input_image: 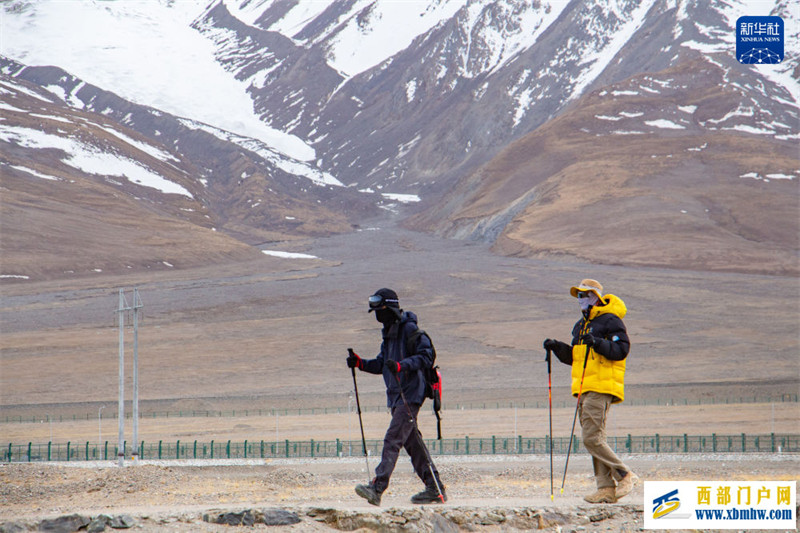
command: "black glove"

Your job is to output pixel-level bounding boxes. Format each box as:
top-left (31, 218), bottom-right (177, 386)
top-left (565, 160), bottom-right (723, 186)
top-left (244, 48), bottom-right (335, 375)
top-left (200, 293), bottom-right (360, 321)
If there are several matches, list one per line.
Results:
top-left (543, 338), bottom-right (559, 352)
top-left (580, 334), bottom-right (595, 347)
top-left (385, 359), bottom-right (402, 374)
top-left (346, 350), bottom-right (363, 369)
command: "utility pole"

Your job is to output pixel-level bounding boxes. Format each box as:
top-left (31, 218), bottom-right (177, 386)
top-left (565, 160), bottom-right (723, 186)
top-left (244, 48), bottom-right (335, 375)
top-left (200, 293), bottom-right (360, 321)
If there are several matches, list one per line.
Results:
top-left (132, 288), bottom-right (142, 464)
top-left (116, 288), bottom-right (144, 467)
top-left (117, 289), bottom-right (126, 467)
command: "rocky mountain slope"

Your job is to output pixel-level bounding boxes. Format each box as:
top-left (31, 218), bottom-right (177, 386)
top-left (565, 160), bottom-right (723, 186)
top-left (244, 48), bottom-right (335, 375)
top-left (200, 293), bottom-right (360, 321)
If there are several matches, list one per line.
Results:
top-left (407, 58), bottom-right (799, 274)
top-left (0, 65), bottom-right (378, 280)
top-left (199, 0), bottom-right (797, 192)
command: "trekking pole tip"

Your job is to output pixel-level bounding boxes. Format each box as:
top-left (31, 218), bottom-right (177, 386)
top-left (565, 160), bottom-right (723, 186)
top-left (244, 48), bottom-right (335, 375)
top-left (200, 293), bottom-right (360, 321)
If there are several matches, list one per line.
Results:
top-left (550, 493), bottom-right (554, 501)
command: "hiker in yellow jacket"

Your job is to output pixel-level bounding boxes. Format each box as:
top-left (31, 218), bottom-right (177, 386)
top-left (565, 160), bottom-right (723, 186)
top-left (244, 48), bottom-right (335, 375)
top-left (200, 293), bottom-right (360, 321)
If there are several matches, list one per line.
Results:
top-left (543, 279), bottom-right (639, 503)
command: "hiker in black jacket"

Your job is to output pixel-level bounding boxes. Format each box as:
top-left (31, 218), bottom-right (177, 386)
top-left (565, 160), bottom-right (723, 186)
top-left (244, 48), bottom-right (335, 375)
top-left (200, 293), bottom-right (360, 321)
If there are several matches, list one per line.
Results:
top-left (346, 288), bottom-right (446, 506)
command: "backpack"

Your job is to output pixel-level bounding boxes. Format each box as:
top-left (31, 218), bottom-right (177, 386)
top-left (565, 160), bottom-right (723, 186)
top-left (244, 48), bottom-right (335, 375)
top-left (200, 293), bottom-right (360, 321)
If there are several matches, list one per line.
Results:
top-left (406, 328), bottom-right (442, 439)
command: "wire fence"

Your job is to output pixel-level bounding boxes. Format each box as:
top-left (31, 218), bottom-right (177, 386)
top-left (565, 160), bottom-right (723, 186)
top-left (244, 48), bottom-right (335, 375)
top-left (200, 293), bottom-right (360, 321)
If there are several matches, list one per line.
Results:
top-left (4, 433), bottom-right (797, 463)
top-left (3, 393), bottom-right (797, 424)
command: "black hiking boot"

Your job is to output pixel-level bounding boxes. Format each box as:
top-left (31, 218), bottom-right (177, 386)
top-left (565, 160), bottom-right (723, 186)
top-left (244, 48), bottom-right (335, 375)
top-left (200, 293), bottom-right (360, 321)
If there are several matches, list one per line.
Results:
top-left (355, 481), bottom-right (382, 506)
top-left (411, 482), bottom-right (447, 504)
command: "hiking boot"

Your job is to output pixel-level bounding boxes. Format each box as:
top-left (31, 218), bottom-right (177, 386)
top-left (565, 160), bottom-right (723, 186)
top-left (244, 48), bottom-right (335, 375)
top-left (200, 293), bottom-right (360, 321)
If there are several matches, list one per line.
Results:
top-left (615, 471), bottom-right (639, 500)
top-left (583, 487), bottom-right (617, 504)
top-left (355, 482), bottom-right (382, 506)
top-left (411, 483), bottom-right (447, 504)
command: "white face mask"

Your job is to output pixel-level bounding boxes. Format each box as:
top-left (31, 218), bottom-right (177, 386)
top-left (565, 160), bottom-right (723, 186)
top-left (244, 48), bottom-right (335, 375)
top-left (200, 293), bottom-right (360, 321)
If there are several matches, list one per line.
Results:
top-left (578, 292), bottom-right (599, 311)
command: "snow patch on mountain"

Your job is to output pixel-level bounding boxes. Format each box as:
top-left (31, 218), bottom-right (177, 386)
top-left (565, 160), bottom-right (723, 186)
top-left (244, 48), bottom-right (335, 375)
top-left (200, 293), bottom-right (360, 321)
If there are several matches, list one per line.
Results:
top-left (226, 0), bottom-right (572, 80)
top-left (569, 0), bottom-right (658, 101)
top-left (8, 164), bottom-right (60, 181)
top-left (0, 124), bottom-right (193, 197)
top-left (176, 118), bottom-right (343, 187)
top-left (1, 0), bottom-right (315, 161)
top-left (231, 0), bottom-right (464, 78)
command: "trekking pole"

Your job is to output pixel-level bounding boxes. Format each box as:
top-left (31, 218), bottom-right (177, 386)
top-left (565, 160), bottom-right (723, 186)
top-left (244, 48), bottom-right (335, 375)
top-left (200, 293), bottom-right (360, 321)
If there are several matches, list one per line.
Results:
top-left (560, 342), bottom-right (591, 494)
top-left (348, 348), bottom-right (371, 481)
top-left (546, 348), bottom-right (554, 501)
top-left (394, 372), bottom-right (446, 503)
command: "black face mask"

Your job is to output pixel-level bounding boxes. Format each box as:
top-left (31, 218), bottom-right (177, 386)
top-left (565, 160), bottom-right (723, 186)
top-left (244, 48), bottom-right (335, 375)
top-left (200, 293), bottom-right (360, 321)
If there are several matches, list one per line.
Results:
top-left (375, 308), bottom-right (398, 325)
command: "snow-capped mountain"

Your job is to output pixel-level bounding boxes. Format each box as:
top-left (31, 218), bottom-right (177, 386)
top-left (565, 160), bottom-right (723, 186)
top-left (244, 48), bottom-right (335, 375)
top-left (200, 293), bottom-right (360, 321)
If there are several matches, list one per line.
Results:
top-left (1, 0), bottom-right (797, 279)
top-left (192, 0), bottom-right (798, 193)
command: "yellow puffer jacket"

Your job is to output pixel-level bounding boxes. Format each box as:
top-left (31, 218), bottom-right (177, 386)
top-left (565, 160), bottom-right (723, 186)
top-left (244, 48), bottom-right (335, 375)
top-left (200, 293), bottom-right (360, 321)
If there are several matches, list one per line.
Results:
top-left (571, 294), bottom-right (630, 402)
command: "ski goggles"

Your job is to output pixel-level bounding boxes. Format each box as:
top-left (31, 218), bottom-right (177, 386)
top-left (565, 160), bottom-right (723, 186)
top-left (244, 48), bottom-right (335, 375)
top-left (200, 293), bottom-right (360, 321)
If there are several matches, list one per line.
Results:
top-left (576, 292), bottom-right (591, 299)
top-left (368, 294), bottom-right (399, 310)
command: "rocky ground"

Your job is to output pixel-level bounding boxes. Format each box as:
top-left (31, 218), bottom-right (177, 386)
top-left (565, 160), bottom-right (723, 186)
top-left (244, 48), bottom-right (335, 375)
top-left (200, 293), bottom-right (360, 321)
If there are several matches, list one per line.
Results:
top-left (1, 454), bottom-right (797, 532)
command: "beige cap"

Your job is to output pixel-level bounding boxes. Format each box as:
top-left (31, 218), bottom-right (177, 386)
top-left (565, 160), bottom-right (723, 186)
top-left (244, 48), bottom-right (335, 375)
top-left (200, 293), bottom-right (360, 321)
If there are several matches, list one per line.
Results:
top-left (570, 279), bottom-right (604, 301)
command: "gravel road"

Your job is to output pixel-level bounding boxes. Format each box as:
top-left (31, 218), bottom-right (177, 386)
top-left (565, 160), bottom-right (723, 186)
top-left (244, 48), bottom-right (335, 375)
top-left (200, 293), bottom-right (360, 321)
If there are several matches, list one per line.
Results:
top-left (1, 453), bottom-right (797, 532)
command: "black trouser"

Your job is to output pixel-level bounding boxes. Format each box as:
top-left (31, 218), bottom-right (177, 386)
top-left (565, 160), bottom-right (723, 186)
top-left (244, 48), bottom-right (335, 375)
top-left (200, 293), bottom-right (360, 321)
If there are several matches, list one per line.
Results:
top-left (372, 403), bottom-right (439, 493)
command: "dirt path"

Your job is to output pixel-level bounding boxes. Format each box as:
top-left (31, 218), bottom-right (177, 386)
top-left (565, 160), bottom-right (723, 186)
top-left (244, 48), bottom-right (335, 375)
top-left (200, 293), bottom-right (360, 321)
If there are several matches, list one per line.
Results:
top-left (1, 454), bottom-right (797, 532)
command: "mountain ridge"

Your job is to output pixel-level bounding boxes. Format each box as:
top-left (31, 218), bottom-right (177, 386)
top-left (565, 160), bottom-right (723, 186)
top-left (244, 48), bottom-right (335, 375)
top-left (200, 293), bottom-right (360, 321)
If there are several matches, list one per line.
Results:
top-left (1, 0), bottom-right (797, 280)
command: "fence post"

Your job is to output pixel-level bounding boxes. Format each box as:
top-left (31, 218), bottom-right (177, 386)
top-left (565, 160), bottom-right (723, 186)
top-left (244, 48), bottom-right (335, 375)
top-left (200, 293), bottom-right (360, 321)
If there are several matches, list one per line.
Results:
top-left (85, 441), bottom-right (89, 461)
top-left (261, 440), bottom-right (264, 459)
top-left (177, 440), bottom-right (180, 459)
top-left (226, 440), bottom-right (231, 458)
top-left (286, 440), bottom-right (290, 458)
top-left (683, 434), bottom-right (688, 453)
top-left (158, 440), bottom-right (162, 459)
top-left (193, 440), bottom-right (197, 459)
top-left (712, 433), bottom-right (717, 452)
top-left (48, 442), bottom-right (52, 462)
top-left (492, 435), bottom-right (496, 454)
top-left (656, 434), bottom-right (660, 453)
top-left (67, 441), bottom-right (71, 462)
top-left (28, 442), bottom-right (32, 462)
top-left (465, 436), bottom-right (469, 455)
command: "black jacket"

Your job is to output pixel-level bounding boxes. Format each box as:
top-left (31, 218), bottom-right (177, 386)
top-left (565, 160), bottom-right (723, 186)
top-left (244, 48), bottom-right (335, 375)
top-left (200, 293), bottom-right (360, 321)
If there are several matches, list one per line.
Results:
top-left (361, 311), bottom-right (434, 408)
top-left (551, 308), bottom-right (630, 365)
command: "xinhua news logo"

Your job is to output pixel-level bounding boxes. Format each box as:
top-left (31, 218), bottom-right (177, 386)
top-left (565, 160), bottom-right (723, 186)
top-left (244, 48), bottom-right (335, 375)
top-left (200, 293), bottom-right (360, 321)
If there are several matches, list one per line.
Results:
top-left (736, 16), bottom-right (784, 64)
top-left (643, 481), bottom-right (795, 530)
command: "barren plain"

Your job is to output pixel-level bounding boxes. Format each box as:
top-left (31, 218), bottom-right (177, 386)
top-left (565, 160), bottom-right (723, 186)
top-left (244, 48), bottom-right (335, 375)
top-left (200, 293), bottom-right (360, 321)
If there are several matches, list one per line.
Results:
top-left (1, 223), bottom-right (798, 531)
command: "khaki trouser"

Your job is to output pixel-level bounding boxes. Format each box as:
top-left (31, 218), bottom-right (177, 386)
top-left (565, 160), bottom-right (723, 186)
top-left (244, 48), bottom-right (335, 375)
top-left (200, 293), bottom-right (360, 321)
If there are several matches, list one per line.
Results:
top-left (579, 391), bottom-right (631, 489)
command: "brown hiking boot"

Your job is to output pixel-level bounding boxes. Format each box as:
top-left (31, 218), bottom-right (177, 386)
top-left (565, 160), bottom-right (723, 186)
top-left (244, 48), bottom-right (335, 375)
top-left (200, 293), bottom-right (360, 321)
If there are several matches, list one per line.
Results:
top-left (615, 471), bottom-right (639, 500)
top-left (583, 487), bottom-right (617, 504)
